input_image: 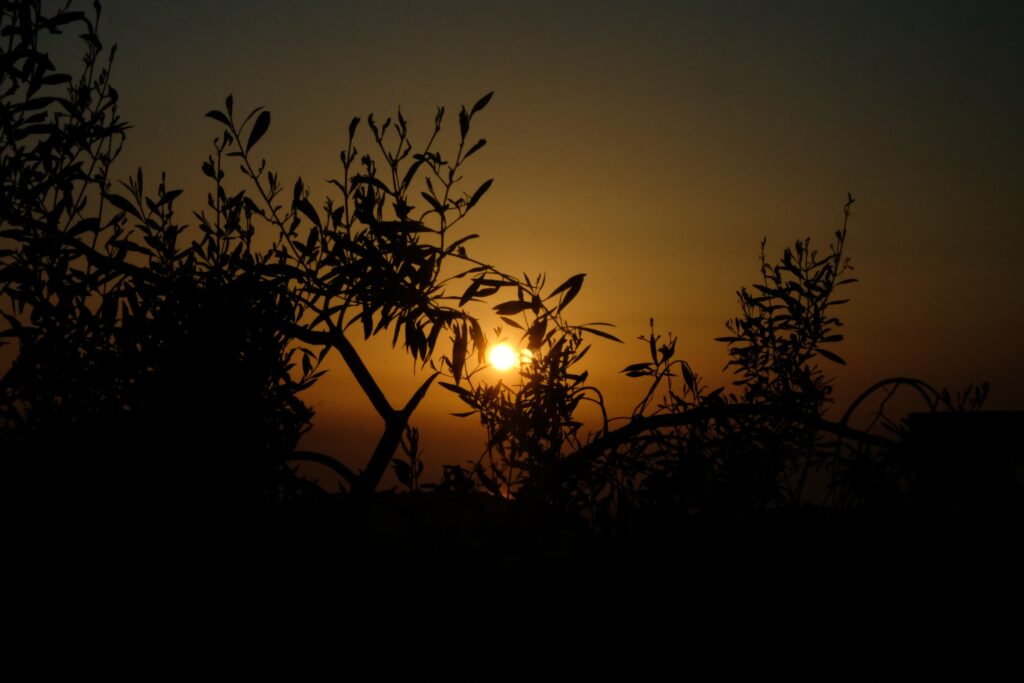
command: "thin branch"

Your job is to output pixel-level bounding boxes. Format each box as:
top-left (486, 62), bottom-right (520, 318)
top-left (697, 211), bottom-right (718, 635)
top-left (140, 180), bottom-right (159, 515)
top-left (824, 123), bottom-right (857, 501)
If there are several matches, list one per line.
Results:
top-left (287, 450), bottom-right (357, 485)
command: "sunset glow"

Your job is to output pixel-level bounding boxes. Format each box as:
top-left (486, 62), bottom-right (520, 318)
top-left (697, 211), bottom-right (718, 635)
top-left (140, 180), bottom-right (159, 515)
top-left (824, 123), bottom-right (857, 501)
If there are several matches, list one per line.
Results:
top-left (488, 343), bottom-right (518, 371)
top-left (3, 2), bottom-right (1019, 671)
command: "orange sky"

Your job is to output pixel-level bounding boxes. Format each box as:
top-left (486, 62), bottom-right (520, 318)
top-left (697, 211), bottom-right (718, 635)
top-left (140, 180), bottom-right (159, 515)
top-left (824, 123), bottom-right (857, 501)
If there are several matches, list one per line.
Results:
top-left (90, 0), bottom-right (1023, 483)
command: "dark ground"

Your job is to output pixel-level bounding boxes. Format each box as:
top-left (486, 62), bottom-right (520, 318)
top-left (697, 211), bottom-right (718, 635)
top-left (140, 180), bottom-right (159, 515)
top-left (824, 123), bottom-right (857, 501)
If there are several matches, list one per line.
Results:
top-left (8, 487), bottom-right (1019, 680)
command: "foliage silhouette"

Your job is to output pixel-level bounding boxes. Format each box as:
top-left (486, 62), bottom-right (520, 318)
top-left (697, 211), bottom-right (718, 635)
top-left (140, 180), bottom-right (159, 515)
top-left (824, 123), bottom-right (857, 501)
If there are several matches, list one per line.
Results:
top-left (0, 10), bottom-right (317, 533)
top-left (4, 0), bottom-right (1017, 536)
top-left (3, 3), bottom-right (1021, 677)
top-left (0, 0), bottom-right (629, 523)
top-left (194, 90), bottom-right (505, 497)
top-left (451, 193), bottom-right (1018, 529)
top-left (0, 0), bottom-right (518, 522)
top-left (436, 270), bottom-right (620, 509)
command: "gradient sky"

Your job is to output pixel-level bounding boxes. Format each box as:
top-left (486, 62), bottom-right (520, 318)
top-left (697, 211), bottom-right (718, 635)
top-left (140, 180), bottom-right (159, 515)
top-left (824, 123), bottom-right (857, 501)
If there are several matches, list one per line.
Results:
top-left (91, 0), bottom-right (1024, 482)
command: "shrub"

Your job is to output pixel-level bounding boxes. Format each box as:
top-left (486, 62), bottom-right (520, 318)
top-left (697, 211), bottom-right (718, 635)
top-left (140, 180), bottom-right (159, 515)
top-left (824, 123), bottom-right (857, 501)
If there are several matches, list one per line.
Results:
top-left (437, 271), bottom-right (621, 510)
top-left (549, 196), bottom-right (882, 518)
top-left (0, 0), bottom-right (514, 525)
top-left (435, 198), bottom-right (865, 518)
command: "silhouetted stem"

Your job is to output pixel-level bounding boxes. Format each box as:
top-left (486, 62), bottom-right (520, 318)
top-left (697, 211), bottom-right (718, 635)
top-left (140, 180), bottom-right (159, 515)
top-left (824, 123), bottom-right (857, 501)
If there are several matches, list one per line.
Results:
top-left (841, 377), bottom-right (940, 426)
top-left (288, 321), bottom-right (440, 495)
top-left (569, 404), bottom-right (896, 467)
top-left (287, 450), bottom-right (356, 484)
top-left (353, 372), bottom-right (438, 496)
top-left (288, 323), bottom-right (394, 421)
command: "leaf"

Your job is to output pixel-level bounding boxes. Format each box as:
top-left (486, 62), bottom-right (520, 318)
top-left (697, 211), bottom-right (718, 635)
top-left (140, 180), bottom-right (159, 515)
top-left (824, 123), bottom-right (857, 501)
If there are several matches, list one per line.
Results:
top-left (446, 233), bottom-right (479, 256)
top-left (295, 198), bottom-right (322, 229)
top-left (157, 189), bottom-right (183, 207)
top-left (467, 179), bottom-right (493, 209)
top-left (20, 97), bottom-right (57, 112)
top-left (420, 192), bottom-right (445, 215)
top-left (104, 192), bottom-right (140, 219)
top-left (41, 74), bottom-right (72, 86)
top-left (548, 273), bottom-right (584, 312)
top-left (500, 316), bottom-right (524, 330)
top-left (459, 280), bottom-right (480, 307)
top-left (578, 326), bottom-right (622, 343)
top-left (205, 110), bottom-right (230, 127)
top-left (439, 381), bottom-right (472, 399)
top-left (451, 328), bottom-right (468, 383)
top-left (475, 464), bottom-right (503, 497)
top-left (400, 158), bottom-right (424, 190)
top-left (470, 92), bottom-right (493, 116)
top-left (464, 138), bottom-right (487, 159)
top-left (681, 363), bottom-right (696, 391)
top-left (547, 273), bottom-right (584, 298)
top-left (477, 278), bottom-right (512, 288)
top-left (108, 239), bottom-right (149, 255)
top-left (46, 11), bottom-right (87, 29)
top-left (378, 220), bottom-right (430, 234)
top-left (13, 123), bottom-right (55, 139)
top-left (527, 318), bottom-right (547, 350)
top-left (621, 362), bottom-right (651, 377)
top-left (68, 218), bottom-right (99, 237)
top-left (392, 459), bottom-right (412, 488)
top-left (354, 175), bottom-right (390, 193)
top-left (470, 318), bottom-right (486, 361)
top-left (246, 110), bottom-right (271, 152)
top-left (816, 348), bottom-right (846, 365)
top-left (493, 300), bottom-right (532, 316)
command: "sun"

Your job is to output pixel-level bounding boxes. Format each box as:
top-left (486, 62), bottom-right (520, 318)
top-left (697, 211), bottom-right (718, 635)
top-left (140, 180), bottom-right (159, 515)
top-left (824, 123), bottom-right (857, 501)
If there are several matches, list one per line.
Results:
top-left (487, 343), bottom-right (519, 371)
top-left (488, 343), bottom-right (517, 371)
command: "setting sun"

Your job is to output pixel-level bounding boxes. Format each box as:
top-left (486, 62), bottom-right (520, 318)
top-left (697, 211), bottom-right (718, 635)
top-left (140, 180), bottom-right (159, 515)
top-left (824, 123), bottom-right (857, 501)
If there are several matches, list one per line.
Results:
top-left (4, 1), bottom-right (1021, 672)
top-left (487, 343), bottom-right (518, 371)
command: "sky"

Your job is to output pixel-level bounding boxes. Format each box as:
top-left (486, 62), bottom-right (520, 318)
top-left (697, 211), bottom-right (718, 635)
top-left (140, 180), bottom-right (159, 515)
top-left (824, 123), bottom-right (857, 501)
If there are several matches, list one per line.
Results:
top-left (87, 0), bottom-right (1024, 483)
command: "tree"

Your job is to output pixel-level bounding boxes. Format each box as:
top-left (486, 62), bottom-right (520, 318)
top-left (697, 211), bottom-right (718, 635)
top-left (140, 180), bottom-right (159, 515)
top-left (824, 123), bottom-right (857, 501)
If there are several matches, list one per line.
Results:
top-left (552, 196), bottom-right (891, 518)
top-left (0, 0), bottom-right (524, 525)
top-left (197, 90), bottom-right (501, 498)
top-left (1, 0), bottom-right (138, 517)
top-left (437, 270), bottom-right (621, 509)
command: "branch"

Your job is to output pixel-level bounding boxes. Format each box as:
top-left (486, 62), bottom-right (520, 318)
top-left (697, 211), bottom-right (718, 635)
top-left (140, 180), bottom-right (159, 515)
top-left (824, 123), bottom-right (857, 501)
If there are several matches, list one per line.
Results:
top-left (840, 377), bottom-right (941, 427)
top-left (569, 403), bottom-right (897, 467)
top-left (287, 322), bottom-right (394, 421)
top-left (352, 372), bottom-right (438, 496)
top-left (286, 450), bottom-right (357, 485)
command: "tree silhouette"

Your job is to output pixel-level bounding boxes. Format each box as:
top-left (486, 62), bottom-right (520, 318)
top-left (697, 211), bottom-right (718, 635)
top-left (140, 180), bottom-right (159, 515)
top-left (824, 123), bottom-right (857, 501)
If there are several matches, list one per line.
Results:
top-left (0, 1), bottom-right (494, 521)
top-left (0, 0), bottom-right (620, 524)
top-left (4, 3), bottom-right (1020, 677)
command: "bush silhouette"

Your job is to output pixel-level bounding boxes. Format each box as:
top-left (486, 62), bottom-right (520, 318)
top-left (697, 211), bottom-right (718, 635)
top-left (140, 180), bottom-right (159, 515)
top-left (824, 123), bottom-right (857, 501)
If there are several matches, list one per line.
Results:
top-left (4, 0), bottom-right (1016, 526)
top-left (5, 3), bottom-right (1022, 677)
top-left (1, 0), bottom-right (618, 525)
top-left (0, 1), bottom-right (489, 523)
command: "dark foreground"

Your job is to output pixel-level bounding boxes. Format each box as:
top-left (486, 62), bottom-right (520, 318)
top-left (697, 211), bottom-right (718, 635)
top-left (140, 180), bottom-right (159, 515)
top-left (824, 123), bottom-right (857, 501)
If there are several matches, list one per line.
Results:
top-left (7, 487), bottom-right (1021, 681)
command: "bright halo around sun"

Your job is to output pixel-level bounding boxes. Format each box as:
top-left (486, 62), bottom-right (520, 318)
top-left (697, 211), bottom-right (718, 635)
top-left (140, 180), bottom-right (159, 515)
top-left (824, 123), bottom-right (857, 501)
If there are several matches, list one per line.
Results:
top-left (487, 343), bottom-right (519, 371)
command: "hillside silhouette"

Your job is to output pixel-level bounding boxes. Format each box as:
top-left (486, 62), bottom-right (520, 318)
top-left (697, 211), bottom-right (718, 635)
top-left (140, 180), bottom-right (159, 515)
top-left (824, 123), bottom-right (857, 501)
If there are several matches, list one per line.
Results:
top-left (2, 2), bottom-right (1021, 678)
